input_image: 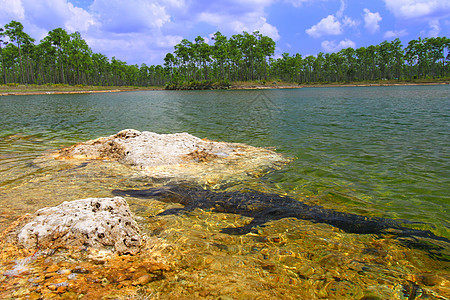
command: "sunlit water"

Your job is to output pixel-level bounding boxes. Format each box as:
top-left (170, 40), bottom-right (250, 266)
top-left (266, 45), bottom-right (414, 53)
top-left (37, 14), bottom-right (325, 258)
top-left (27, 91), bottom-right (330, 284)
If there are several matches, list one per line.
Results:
top-left (0, 86), bottom-right (449, 298)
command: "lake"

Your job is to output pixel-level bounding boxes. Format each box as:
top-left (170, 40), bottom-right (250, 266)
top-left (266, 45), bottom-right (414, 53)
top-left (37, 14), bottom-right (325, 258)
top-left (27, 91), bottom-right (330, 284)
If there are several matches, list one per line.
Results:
top-left (0, 85), bottom-right (449, 298)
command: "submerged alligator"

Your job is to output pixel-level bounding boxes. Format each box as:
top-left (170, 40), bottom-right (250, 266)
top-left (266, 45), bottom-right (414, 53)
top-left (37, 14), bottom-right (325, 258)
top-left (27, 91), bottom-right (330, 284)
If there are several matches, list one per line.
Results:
top-left (113, 184), bottom-right (449, 247)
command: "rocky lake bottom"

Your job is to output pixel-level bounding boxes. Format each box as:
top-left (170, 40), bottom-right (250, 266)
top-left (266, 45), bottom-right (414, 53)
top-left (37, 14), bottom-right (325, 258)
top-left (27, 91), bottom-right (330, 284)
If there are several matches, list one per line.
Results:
top-left (0, 131), bottom-right (448, 299)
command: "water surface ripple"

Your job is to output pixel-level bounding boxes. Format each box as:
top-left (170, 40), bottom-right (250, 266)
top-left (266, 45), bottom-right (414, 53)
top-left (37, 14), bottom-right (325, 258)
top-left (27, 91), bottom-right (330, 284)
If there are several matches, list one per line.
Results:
top-left (0, 86), bottom-right (449, 238)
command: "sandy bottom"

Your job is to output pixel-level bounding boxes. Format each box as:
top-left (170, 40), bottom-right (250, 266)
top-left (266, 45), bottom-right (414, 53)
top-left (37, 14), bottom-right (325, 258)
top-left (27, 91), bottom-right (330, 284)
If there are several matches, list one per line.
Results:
top-left (0, 150), bottom-right (448, 299)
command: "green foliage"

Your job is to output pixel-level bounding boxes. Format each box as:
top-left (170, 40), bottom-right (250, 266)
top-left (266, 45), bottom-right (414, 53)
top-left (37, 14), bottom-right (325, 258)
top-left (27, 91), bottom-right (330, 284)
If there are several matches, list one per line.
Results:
top-left (50, 83), bottom-right (69, 88)
top-left (0, 20), bottom-right (167, 86)
top-left (270, 37), bottom-right (449, 83)
top-left (165, 31), bottom-right (276, 85)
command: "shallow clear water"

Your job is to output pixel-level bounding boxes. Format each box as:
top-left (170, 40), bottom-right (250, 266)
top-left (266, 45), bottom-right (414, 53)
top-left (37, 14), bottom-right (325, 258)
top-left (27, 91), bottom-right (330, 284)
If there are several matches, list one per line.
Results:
top-left (1, 86), bottom-right (449, 298)
top-left (1, 86), bottom-right (448, 236)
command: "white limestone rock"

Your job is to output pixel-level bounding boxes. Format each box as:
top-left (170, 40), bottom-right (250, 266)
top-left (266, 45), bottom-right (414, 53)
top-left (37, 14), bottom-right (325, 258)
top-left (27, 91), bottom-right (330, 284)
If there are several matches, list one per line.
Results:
top-left (53, 129), bottom-right (289, 183)
top-left (55, 129), bottom-right (236, 166)
top-left (17, 197), bottom-right (141, 254)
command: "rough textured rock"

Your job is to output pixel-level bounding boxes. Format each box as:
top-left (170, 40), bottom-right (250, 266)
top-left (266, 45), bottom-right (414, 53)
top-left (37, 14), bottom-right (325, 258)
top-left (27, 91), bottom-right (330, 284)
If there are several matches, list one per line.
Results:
top-left (53, 129), bottom-right (289, 183)
top-left (17, 197), bottom-right (141, 254)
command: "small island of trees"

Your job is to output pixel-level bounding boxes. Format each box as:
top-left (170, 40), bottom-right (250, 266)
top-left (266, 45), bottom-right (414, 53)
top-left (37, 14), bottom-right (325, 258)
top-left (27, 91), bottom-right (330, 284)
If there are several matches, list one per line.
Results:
top-left (1, 20), bottom-right (449, 89)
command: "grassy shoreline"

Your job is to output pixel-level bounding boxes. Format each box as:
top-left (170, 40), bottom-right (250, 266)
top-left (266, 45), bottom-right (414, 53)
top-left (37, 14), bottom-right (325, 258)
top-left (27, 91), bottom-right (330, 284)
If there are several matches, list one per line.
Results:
top-left (1, 78), bottom-right (448, 95)
top-left (0, 84), bottom-right (161, 96)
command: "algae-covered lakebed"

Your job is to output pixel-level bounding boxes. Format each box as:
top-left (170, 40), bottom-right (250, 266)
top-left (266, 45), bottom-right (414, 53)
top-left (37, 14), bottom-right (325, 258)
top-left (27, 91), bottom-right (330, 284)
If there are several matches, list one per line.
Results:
top-left (0, 86), bottom-right (449, 299)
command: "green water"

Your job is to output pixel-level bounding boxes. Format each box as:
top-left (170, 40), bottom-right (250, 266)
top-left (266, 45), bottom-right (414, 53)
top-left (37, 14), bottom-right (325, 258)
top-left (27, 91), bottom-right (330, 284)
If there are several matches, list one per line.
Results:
top-left (0, 86), bottom-right (449, 237)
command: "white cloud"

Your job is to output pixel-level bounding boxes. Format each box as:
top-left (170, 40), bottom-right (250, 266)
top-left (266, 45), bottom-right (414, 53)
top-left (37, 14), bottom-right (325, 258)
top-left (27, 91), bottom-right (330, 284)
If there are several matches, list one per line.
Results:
top-left (306, 15), bottom-right (342, 38)
top-left (336, 0), bottom-right (345, 18)
top-left (80, 0), bottom-right (180, 65)
top-left (284, 0), bottom-right (317, 8)
top-left (85, 30), bottom-right (182, 65)
top-left (428, 20), bottom-right (440, 37)
top-left (197, 12), bottom-right (222, 25)
top-left (321, 38), bottom-right (355, 52)
top-left (0, 0), bottom-right (95, 41)
top-left (305, 1), bottom-right (358, 38)
top-left (363, 8), bottom-right (382, 34)
top-left (342, 16), bottom-right (358, 28)
top-left (243, 0), bottom-right (275, 6)
top-left (1, 0), bottom-right (95, 32)
top-left (65, 2), bottom-right (96, 31)
top-left (90, 0), bottom-right (170, 33)
top-left (0, 0), bottom-right (25, 21)
top-left (158, 34), bottom-right (183, 48)
top-left (163, 0), bottom-right (186, 9)
top-left (384, 29), bottom-right (408, 39)
top-left (196, 3), bottom-right (280, 41)
top-left (227, 18), bottom-right (280, 41)
top-left (23, 0), bottom-right (95, 32)
top-left (256, 17), bottom-right (280, 41)
top-left (383, 0), bottom-right (450, 20)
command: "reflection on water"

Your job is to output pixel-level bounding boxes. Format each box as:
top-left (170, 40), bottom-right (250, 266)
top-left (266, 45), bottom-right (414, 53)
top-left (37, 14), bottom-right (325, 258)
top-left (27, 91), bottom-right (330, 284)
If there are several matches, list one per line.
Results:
top-left (0, 86), bottom-right (449, 298)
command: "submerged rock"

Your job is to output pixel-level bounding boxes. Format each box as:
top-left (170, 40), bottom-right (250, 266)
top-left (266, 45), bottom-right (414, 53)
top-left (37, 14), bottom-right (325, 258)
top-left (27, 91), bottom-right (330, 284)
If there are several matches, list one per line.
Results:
top-left (53, 129), bottom-right (288, 182)
top-left (16, 197), bottom-right (141, 254)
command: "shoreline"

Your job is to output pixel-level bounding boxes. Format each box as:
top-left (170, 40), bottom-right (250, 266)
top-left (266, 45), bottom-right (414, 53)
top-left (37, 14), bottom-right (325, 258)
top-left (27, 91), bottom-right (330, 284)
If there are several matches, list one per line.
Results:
top-left (0, 89), bottom-right (124, 96)
top-left (0, 87), bottom-right (159, 97)
top-left (233, 81), bottom-right (449, 90)
top-left (300, 82), bottom-right (449, 88)
top-left (1, 81), bottom-right (448, 96)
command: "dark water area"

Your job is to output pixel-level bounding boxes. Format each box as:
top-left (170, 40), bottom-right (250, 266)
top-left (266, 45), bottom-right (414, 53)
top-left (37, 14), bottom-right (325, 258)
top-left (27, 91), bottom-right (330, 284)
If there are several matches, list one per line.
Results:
top-left (0, 86), bottom-right (449, 299)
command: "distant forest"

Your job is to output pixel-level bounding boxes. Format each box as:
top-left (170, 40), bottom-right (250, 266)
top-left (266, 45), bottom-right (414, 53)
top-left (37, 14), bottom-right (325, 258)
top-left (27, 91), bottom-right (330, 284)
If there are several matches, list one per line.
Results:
top-left (1, 20), bottom-right (449, 87)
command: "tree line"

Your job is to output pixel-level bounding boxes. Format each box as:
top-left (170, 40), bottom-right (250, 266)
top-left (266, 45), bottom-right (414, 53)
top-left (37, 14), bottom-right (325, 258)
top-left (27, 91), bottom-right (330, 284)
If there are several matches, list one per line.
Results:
top-left (165, 33), bottom-right (449, 86)
top-left (1, 20), bottom-right (449, 87)
top-left (271, 37), bottom-right (450, 83)
top-left (0, 20), bottom-right (165, 86)
top-left (164, 31), bottom-right (276, 86)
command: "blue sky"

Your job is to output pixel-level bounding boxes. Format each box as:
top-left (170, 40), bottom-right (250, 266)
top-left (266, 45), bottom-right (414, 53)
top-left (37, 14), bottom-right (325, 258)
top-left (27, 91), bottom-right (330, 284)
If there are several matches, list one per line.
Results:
top-left (1, 0), bottom-right (449, 66)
